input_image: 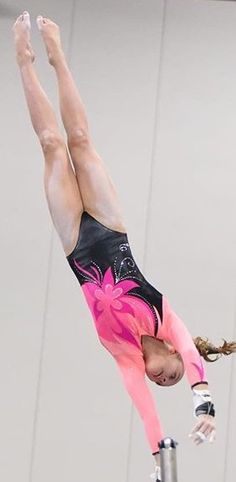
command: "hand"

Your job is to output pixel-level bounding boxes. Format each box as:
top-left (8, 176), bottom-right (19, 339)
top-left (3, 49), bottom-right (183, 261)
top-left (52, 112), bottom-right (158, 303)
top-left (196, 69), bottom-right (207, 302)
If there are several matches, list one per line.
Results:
top-left (150, 465), bottom-right (161, 482)
top-left (189, 414), bottom-right (216, 445)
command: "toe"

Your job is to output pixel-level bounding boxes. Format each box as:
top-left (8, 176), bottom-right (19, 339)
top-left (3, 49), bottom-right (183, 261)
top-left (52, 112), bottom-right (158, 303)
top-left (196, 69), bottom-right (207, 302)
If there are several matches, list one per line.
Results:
top-left (36, 15), bottom-right (44, 30)
top-left (44, 17), bottom-right (56, 25)
top-left (23, 11), bottom-right (31, 28)
top-left (13, 14), bottom-right (23, 29)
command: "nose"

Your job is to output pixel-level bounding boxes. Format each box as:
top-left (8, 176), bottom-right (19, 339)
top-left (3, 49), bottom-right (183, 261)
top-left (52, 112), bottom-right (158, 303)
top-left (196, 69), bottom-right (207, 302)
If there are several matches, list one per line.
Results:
top-left (156, 375), bottom-right (166, 384)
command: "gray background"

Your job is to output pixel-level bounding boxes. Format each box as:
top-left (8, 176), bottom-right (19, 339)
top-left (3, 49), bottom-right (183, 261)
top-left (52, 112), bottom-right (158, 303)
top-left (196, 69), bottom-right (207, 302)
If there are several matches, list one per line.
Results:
top-left (0, 0), bottom-right (236, 481)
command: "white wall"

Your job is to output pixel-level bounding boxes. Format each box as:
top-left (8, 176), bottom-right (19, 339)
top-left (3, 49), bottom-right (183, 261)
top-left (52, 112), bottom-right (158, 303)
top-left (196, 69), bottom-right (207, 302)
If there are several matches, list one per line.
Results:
top-left (1, 1), bottom-right (236, 481)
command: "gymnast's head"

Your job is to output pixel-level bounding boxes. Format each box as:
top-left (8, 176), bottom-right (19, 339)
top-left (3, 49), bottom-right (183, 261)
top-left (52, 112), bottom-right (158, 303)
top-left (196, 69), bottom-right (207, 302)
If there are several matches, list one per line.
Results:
top-left (149, 349), bottom-right (184, 387)
top-left (143, 335), bottom-right (236, 387)
top-left (142, 336), bottom-right (185, 387)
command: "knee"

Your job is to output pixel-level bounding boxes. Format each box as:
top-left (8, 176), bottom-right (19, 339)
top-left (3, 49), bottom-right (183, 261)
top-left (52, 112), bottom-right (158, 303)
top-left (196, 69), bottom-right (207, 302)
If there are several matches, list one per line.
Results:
top-left (39, 130), bottom-right (65, 154)
top-left (67, 128), bottom-right (91, 150)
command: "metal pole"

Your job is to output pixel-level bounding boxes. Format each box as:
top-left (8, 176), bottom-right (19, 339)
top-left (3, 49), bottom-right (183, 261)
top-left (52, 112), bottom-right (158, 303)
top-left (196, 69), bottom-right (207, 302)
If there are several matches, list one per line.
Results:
top-left (158, 438), bottom-right (178, 482)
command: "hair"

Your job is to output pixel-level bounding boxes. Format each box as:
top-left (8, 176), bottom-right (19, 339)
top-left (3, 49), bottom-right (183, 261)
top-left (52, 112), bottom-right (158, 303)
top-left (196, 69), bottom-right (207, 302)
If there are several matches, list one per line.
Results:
top-left (194, 336), bottom-right (236, 362)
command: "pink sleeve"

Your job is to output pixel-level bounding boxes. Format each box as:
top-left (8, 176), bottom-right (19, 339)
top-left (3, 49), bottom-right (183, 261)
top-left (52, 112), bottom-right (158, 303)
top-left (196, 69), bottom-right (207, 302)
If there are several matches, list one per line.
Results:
top-left (163, 296), bottom-right (208, 387)
top-left (114, 353), bottom-right (164, 454)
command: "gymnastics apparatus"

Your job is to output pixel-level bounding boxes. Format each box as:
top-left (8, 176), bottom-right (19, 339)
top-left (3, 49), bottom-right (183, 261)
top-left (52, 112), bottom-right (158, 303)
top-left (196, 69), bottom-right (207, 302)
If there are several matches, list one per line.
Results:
top-left (13, 12), bottom-right (236, 482)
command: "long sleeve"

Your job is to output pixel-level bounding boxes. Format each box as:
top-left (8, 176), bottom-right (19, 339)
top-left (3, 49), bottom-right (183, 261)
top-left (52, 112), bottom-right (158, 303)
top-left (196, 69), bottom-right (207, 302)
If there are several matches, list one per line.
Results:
top-left (114, 352), bottom-right (164, 453)
top-left (162, 296), bottom-right (208, 387)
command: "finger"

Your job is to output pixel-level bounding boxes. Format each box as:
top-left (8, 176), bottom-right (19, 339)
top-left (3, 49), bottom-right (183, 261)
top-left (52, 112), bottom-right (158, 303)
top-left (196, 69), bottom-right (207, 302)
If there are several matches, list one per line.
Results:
top-left (203, 425), bottom-right (215, 438)
top-left (195, 437), bottom-right (204, 446)
top-left (190, 431), bottom-right (205, 444)
top-left (190, 421), bottom-right (205, 437)
top-left (190, 414), bottom-right (215, 436)
top-left (191, 433), bottom-right (205, 445)
top-left (198, 422), bottom-right (214, 437)
top-left (191, 419), bottom-right (206, 434)
top-left (209, 430), bottom-right (216, 443)
top-left (191, 426), bottom-right (216, 445)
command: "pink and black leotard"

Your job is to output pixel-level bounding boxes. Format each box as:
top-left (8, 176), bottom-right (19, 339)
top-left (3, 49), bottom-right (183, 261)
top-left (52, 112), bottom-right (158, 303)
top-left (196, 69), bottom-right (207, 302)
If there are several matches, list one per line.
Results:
top-left (66, 211), bottom-right (208, 454)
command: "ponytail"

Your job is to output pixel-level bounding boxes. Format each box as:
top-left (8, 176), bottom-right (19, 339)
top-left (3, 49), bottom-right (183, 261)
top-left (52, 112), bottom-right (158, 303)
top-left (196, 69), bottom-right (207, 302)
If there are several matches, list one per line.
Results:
top-left (194, 336), bottom-right (236, 362)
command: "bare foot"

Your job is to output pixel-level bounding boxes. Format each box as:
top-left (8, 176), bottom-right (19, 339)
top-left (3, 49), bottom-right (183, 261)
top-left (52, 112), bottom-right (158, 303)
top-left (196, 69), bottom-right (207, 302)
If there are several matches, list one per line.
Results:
top-left (37, 16), bottom-right (65, 66)
top-left (13, 11), bottom-right (35, 66)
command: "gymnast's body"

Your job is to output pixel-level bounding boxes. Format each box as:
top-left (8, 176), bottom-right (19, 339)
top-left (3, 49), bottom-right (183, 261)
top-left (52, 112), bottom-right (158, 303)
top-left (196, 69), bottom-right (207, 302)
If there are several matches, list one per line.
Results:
top-left (13, 12), bottom-right (236, 481)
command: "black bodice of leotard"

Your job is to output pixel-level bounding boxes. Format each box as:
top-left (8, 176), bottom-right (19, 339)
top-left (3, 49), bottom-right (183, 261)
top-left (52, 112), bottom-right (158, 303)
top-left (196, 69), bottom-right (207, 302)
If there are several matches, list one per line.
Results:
top-left (66, 211), bottom-right (163, 335)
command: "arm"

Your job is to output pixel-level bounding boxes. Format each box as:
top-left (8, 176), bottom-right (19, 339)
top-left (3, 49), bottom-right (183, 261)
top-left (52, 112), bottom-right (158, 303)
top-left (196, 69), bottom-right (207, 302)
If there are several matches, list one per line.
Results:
top-left (163, 296), bottom-right (208, 387)
top-left (114, 352), bottom-right (164, 455)
top-left (163, 296), bottom-right (216, 444)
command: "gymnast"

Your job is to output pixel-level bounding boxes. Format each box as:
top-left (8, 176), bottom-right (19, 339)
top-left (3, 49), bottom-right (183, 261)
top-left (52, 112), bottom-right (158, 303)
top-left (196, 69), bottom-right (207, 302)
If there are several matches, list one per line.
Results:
top-left (13, 11), bottom-right (236, 481)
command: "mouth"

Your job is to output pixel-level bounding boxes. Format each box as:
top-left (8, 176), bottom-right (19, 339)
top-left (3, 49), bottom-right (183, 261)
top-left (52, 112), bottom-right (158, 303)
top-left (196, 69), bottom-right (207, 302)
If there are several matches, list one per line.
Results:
top-left (152, 370), bottom-right (164, 382)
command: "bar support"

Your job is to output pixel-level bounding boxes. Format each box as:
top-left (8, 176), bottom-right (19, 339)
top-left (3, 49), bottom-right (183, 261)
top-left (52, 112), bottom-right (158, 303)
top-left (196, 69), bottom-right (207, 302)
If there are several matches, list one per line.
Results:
top-left (158, 438), bottom-right (178, 482)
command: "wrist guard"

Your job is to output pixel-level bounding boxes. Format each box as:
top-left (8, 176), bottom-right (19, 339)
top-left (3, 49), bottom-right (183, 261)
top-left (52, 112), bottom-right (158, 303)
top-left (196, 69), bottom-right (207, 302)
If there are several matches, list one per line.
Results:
top-left (192, 388), bottom-right (215, 418)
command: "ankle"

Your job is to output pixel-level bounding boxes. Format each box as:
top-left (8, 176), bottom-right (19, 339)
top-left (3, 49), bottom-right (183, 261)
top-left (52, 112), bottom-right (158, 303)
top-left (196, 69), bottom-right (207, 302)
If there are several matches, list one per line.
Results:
top-left (17, 49), bottom-right (34, 67)
top-left (51, 51), bottom-right (67, 70)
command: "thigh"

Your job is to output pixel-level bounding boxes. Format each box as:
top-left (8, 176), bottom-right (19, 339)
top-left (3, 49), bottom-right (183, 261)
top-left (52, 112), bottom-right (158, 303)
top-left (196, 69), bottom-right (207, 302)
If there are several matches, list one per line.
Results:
top-left (68, 142), bottom-right (127, 232)
top-left (43, 146), bottom-right (84, 256)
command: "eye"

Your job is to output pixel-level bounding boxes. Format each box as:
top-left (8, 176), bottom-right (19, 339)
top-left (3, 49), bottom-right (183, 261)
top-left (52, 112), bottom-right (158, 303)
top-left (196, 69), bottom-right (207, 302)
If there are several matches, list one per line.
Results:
top-left (155, 370), bottom-right (163, 377)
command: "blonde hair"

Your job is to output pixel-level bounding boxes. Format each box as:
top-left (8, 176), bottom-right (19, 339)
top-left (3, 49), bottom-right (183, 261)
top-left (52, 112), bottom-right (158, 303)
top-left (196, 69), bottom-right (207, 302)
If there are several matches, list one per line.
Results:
top-left (194, 336), bottom-right (236, 362)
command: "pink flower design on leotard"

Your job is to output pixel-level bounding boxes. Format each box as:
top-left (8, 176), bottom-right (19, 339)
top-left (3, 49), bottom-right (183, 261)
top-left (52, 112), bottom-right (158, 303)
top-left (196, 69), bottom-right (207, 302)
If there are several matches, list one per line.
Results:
top-left (89, 267), bottom-right (140, 320)
top-left (95, 285), bottom-right (123, 312)
top-left (73, 261), bottom-right (158, 355)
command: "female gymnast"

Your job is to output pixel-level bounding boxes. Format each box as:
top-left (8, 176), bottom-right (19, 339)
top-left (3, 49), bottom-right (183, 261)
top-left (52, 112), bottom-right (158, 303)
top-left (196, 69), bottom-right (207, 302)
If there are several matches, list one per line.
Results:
top-left (13, 12), bottom-right (236, 481)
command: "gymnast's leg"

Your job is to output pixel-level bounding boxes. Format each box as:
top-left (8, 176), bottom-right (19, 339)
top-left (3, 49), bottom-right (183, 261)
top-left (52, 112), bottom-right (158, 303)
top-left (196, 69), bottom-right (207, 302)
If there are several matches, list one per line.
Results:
top-left (37, 15), bottom-right (126, 233)
top-left (13, 12), bottom-right (83, 256)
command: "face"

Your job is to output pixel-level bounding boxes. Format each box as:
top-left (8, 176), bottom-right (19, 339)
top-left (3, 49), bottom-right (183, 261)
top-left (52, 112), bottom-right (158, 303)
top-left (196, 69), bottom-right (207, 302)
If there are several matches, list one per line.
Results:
top-left (146, 352), bottom-right (185, 387)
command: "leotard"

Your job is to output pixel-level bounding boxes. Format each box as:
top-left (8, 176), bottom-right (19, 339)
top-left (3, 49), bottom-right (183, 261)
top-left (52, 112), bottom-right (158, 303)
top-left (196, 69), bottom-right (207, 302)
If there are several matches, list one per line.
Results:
top-left (66, 211), bottom-right (207, 453)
